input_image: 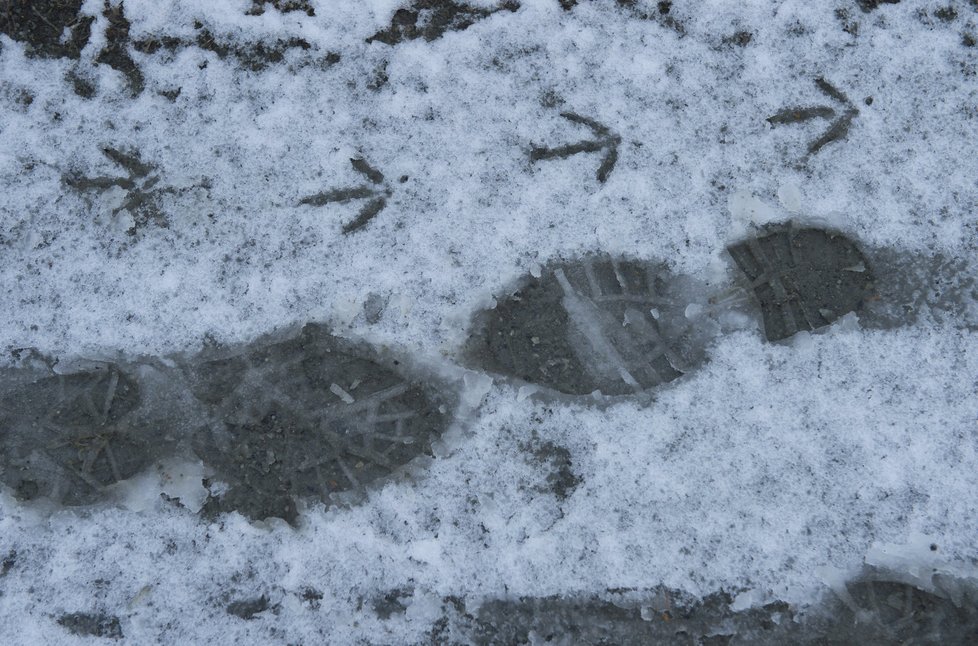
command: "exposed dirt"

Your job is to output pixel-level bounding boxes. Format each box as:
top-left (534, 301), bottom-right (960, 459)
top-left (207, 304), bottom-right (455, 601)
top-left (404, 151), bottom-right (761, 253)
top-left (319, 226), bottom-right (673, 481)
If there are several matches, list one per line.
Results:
top-left (367, 0), bottom-right (520, 45)
top-left (0, 0), bottom-right (93, 59)
top-left (96, 1), bottom-right (143, 96)
top-left (132, 27), bottom-right (335, 73)
top-left (246, 0), bottom-right (315, 17)
top-left (57, 612), bottom-right (124, 639)
top-left (226, 596), bottom-right (271, 620)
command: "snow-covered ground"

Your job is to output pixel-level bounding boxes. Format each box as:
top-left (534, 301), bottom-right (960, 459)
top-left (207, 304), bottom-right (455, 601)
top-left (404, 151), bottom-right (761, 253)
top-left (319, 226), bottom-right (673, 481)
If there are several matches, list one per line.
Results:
top-left (1, 0), bottom-right (977, 642)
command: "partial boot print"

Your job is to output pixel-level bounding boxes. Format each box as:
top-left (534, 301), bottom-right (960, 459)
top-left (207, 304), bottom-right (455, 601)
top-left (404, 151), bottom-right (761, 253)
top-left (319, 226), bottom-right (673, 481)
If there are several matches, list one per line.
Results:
top-left (726, 225), bottom-right (876, 342)
top-left (0, 364), bottom-right (153, 505)
top-left (858, 248), bottom-right (978, 332)
top-left (728, 223), bottom-right (978, 339)
top-left (188, 323), bottom-right (452, 524)
top-left (440, 567), bottom-right (978, 645)
top-left (808, 567), bottom-right (978, 644)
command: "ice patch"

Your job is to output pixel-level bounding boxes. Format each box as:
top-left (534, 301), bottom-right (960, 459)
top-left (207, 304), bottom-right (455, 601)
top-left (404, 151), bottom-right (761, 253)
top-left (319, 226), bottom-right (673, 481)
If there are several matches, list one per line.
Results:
top-left (777, 181), bottom-right (803, 213)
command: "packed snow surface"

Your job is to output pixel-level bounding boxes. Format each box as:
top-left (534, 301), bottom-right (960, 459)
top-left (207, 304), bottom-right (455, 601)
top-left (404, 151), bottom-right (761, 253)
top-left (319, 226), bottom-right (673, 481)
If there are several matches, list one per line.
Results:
top-left (1, 0), bottom-right (977, 642)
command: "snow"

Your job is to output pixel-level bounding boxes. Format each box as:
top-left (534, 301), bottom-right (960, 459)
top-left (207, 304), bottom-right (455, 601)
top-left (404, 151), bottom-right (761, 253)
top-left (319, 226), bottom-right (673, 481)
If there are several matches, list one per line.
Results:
top-left (1, 0), bottom-right (977, 642)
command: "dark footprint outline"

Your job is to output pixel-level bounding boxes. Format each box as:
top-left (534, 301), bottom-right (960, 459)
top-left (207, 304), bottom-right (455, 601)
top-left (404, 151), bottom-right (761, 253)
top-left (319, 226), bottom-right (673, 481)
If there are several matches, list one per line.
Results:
top-left (2, 227), bottom-right (971, 517)
top-left (0, 323), bottom-right (457, 524)
top-left (0, 364), bottom-right (154, 506)
top-left (462, 253), bottom-right (717, 399)
top-left (462, 222), bottom-right (971, 398)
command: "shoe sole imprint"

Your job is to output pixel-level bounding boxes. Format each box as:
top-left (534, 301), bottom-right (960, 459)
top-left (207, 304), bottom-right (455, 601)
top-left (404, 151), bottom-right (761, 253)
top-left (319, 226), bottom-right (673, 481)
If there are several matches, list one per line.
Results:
top-left (187, 323), bottom-right (451, 523)
top-left (728, 224), bottom-right (978, 339)
top-left (726, 226), bottom-right (876, 342)
top-left (0, 366), bottom-right (150, 506)
top-left (465, 225), bottom-right (897, 397)
top-left (465, 255), bottom-right (717, 397)
top-left (0, 325), bottom-right (452, 521)
top-left (3, 230), bottom-right (971, 514)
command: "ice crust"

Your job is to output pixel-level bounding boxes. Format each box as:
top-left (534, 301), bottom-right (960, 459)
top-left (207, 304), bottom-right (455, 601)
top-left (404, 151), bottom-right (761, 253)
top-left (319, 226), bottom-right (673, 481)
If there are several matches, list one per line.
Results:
top-left (1, 0), bottom-right (977, 642)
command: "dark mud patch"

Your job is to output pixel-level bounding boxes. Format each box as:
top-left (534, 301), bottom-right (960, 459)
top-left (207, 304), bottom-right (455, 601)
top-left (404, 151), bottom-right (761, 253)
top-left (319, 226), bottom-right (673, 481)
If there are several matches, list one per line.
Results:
top-left (724, 30), bottom-right (753, 47)
top-left (67, 69), bottom-right (97, 98)
top-left (522, 438), bottom-right (580, 500)
top-left (0, 0), bottom-right (94, 59)
top-left (1, 550), bottom-right (15, 577)
top-left (96, 1), bottom-right (143, 96)
top-left (2, 1), bottom-right (333, 93)
top-left (558, 1), bottom-right (685, 36)
top-left (227, 595), bottom-right (271, 620)
top-left (194, 30), bottom-right (313, 72)
top-left (367, 0), bottom-right (519, 45)
top-left (57, 612), bottom-right (124, 639)
top-left (857, 0), bottom-right (901, 12)
top-left (622, 0), bottom-right (686, 34)
top-left (933, 6), bottom-right (958, 22)
top-left (373, 588), bottom-right (413, 619)
top-left (132, 27), bottom-right (336, 73)
top-left (300, 587), bottom-right (323, 609)
top-left (246, 0), bottom-right (315, 17)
